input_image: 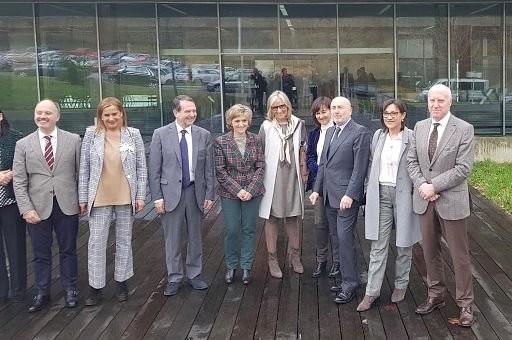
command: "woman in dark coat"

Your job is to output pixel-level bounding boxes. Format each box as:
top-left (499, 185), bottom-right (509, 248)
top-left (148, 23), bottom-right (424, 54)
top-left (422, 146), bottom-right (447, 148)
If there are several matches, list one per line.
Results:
top-left (0, 109), bottom-right (26, 303)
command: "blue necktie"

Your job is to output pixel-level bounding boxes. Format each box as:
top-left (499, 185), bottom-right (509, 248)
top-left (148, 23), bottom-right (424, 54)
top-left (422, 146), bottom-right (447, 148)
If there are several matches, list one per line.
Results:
top-left (180, 130), bottom-right (190, 188)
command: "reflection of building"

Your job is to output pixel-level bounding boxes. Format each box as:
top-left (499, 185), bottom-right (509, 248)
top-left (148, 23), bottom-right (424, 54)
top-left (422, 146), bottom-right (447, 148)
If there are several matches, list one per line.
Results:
top-left (1, 2), bottom-right (512, 136)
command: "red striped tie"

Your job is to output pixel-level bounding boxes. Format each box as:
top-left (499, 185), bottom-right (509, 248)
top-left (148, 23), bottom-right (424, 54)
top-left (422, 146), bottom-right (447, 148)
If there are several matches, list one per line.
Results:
top-left (44, 135), bottom-right (54, 170)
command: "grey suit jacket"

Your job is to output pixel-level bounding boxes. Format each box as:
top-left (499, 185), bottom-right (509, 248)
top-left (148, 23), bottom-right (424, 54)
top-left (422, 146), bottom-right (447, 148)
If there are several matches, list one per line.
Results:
top-left (13, 128), bottom-right (81, 220)
top-left (407, 114), bottom-right (474, 220)
top-left (314, 119), bottom-right (371, 212)
top-left (148, 122), bottom-right (215, 212)
top-left (78, 126), bottom-right (147, 216)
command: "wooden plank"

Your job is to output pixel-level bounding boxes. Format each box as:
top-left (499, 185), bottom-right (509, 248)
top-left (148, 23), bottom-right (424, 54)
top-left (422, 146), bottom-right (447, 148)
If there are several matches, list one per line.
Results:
top-left (384, 237), bottom-right (430, 339)
top-left (298, 210), bottom-right (320, 340)
top-left (210, 220), bottom-right (266, 339)
top-left (253, 224), bottom-right (286, 339)
top-left (355, 218), bottom-right (387, 339)
top-left (55, 214), bottom-right (161, 340)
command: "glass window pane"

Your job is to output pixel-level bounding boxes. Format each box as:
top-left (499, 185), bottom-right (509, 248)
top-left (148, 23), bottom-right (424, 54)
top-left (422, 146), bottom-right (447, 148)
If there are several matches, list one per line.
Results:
top-left (339, 4), bottom-right (393, 118)
top-left (506, 5), bottom-right (512, 134)
top-left (0, 3), bottom-right (38, 135)
top-left (99, 4), bottom-right (158, 136)
top-left (35, 3), bottom-right (98, 135)
top-left (220, 4), bottom-right (277, 53)
top-left (159, 4), bottom-right (220, 131)
top-left (450, 4), bottom-right (503, 135)
top-left (396, 4), bottom-right (448, 128)
top-left (279, 4), bottom-right (337, 53)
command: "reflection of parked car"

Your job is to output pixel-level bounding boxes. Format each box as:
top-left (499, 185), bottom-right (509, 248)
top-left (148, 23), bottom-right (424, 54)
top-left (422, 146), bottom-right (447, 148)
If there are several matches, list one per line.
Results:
top-left (206, 70), bottom-right (253, 93)
top-left (112, 65), bottom-right (176, 86)
top-left (419, 78), bottom-right (489, 102)
top-left (192, 68), bottom-right (220, 84)
top-left (0, 55), bottom-right (13, 70)
top-left (173, 68), bottom-right (190, 81)
top-left (113, 65), bottom-right (159, 87)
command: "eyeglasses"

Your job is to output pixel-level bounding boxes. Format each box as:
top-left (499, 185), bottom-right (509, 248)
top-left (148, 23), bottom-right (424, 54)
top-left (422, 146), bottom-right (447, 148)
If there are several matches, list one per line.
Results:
top-left (383, 111), bottom-right (401, 118)
top-left (271, 104), bottom-right (288, 112)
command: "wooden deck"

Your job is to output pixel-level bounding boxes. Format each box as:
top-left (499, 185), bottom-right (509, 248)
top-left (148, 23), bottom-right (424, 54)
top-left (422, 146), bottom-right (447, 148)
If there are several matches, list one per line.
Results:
top-left (1, 187), bottom-right (512, 339)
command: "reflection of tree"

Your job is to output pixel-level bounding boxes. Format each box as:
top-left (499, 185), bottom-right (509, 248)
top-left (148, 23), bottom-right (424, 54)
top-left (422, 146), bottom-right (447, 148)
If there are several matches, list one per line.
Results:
top-left (450, 18), bottom-right (472, 77)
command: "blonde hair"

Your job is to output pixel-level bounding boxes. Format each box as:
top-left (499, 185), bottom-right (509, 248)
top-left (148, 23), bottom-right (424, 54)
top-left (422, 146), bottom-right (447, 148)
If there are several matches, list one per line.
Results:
top-left (225, 104), bottom-right (252, 130)
top-left (266, 90), bottom-right (292, 121)
top-left (95, 97), bottom-right (127, 132)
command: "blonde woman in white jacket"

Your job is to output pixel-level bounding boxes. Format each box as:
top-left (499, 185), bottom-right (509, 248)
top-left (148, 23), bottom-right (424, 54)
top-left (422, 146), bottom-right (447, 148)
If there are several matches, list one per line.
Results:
top-left (258, 90), bottom-right (306, 278)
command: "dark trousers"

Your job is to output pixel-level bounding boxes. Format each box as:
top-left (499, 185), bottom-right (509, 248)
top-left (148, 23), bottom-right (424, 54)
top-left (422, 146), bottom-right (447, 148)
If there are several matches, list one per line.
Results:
top-left (325, 199), bottom-right (360, 292)
top-left (0, 203), bottom-right (26, 299)
top-left (27, 198), bottom-right (78, 295)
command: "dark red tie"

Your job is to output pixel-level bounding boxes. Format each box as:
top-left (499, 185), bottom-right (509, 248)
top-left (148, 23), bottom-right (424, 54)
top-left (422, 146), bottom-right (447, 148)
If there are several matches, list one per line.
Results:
top-left (428, 123), bottom-right (440, 161)
top-left (44, 135), bottom-right (54, 170)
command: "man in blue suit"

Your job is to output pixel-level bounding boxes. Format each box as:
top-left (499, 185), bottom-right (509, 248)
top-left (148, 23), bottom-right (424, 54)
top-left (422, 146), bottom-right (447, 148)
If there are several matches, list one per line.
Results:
top-left (310, 96), bottom-right (371, 304)
top-left (148, 95), bottom-right (215, 296)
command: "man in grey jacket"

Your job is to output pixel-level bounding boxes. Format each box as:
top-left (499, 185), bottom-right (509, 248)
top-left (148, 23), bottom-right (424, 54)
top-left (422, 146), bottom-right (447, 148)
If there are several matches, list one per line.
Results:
top-left (408, 84), bottom-right (475, 327)
top-left (13, 99), bottom-right (81, 312)
top-left (148, 95), bottom-right (215, 296)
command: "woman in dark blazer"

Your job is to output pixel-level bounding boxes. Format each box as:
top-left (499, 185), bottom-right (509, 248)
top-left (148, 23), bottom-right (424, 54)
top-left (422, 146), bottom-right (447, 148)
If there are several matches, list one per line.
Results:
top-left (306, 97), bottom-right (340, 278)
top-left (214, 104), bottom-right (265, 285)
top-left (0, 109), bottom-right (26, 303)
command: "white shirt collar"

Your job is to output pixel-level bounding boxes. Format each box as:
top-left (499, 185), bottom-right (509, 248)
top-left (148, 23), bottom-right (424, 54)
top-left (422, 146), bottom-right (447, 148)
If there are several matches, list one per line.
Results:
top-left (38, 127), bottom-right (58, 139)
top-left (320, 121), bottom-right (334, 132)
top-left (176, 122), bottom-right (192, 134)
top-left (432, 112), bottom-right (451, 126)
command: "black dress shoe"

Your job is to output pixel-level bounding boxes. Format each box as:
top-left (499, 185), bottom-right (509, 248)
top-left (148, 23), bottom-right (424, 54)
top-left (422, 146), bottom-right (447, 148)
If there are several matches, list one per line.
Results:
top-left (225, 269), bottom-right (235, 284)
top-left (311, 262), bottom-right (327, 278)
top-left (84, 287), bottom-right (102, 306)
top-left (242, 269), bottom-right (251, 285)
top-left (328, 261), bottom-right (340, 278)
top-left (330, 283), bottom-right (343, 293)
top-left (334, 289), bottom-right (355, 304)
top-left (65, 290), bottom-right (78, 308)
top-left (28, 294), bottom-right (50, 313)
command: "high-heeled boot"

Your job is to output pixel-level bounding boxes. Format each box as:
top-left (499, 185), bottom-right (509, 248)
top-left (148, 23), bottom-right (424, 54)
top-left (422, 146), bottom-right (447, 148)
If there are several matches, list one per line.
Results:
top-left (288, 247), bottom-right (304, 274)
top-left (268, 252), bottom-right (283, 278)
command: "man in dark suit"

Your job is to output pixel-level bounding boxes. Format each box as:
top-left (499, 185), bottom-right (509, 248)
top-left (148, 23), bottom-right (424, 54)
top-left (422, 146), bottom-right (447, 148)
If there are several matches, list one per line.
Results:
top-left (408, 84), bottom-right (475, 327)
top-left (13, 99), bottom-right (81, 312)
top-left (148, 95), bottom-right (215, 296)
top-left (309, 96), bottom-right (371, 304)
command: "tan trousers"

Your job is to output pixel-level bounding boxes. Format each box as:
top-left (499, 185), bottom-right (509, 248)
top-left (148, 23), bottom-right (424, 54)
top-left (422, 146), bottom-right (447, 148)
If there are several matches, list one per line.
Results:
top-left (419, 202), bottom-right (474, 307)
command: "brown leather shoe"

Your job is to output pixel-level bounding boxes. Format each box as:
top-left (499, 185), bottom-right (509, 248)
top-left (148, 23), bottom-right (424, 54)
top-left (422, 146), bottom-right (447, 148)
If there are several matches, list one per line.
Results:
top-left (415, 296), bottom-right (445, 315)
top-left (459, 306), bottom-right (475, 327)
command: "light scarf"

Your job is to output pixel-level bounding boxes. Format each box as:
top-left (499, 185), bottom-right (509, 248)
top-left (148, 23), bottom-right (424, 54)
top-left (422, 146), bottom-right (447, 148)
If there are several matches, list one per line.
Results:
top-left (272, 118), bottom-right (300, 166)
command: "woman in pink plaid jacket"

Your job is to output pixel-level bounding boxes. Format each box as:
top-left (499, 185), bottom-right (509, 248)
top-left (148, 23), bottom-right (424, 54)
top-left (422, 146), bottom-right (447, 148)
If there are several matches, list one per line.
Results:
top-left (214, 104), bottom-right (265, 285)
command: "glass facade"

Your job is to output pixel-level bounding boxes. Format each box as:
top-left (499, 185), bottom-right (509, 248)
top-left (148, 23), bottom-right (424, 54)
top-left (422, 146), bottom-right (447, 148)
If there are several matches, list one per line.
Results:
top-left (0, 2), bottom-right (511, 136)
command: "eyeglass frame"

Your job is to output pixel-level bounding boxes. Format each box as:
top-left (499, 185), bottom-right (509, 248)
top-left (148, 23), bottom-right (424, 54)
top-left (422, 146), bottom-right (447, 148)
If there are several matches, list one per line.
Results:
top-left (271, 104), bottom-right (288, 112)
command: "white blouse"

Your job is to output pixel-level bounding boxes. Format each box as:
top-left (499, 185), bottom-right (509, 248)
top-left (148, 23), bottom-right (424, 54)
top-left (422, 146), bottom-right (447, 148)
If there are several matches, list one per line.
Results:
top-left (316, 122), bottom-right (334, 165)
top-left (378, 132), bottom-right (402, 186)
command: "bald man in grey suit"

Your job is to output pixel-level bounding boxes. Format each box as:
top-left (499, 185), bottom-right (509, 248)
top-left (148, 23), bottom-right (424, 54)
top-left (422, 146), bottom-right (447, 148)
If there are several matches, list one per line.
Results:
top-left (148, 95), bottom-right (215, 296)
top-left (408, 84), bottom-right (475, 327)
top-left (13, 99), bottom-right (81, 312)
